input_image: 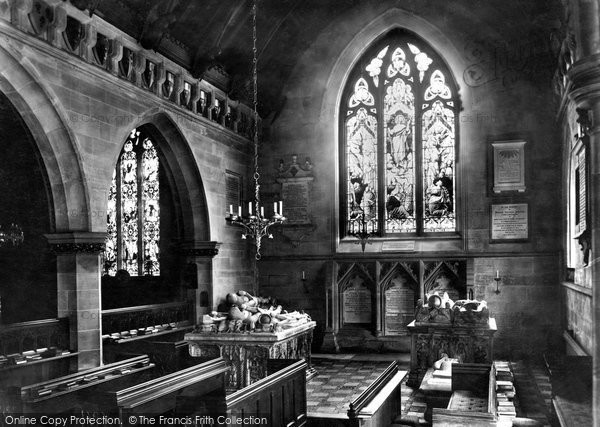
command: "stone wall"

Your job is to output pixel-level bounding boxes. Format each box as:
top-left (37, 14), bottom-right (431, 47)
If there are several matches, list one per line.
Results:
top-left (256, 2), bottom-right (563, 358)
top-left (0, 2), bottom-right (257, 327)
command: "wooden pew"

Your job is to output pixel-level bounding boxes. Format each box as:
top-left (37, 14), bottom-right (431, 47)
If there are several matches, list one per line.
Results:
top-left (432, 363), bottom-right (496, 426)
top-left (6, 355), bottom-right (155, 414)
top-left (84, 357), bottom-right (229, 424)
top-left (223, 359), bottom-right (308, 427)
top-left (346, 361), bottom-right (407, 427)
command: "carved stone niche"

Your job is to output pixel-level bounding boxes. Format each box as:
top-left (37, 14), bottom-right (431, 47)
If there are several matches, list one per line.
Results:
top-left (337, 263), bottom-right (376, 333)
top-left (380, 267), bottom-right (418, 336)
top-left (423, 260), bottom-right (466, 302)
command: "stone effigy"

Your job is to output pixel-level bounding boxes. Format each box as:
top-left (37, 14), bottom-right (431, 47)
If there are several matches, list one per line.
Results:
top-left (452, 299), bottom-right (489, 326)
top-left (198, 290), bottom-right (311, 333)
top-left (414, 292), bottom-right (489, 325)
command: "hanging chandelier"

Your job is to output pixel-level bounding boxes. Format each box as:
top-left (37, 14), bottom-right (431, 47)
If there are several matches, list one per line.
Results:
top-left (225, 0), bottom-right (285, 260)
top-left (0, 223), bottom-right (23, 247)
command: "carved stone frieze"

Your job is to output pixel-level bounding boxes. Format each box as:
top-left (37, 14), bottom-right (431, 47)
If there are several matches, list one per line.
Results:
top-left (49, 242), bottom-right (105, 254)
top-left (45, 233), bottom-right (108, 255)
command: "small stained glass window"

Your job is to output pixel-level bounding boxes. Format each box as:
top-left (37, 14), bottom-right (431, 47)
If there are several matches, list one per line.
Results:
top-left (341, 29), bottom-right (458, 237)
top-left (104, 128), bottom-right (160, 276)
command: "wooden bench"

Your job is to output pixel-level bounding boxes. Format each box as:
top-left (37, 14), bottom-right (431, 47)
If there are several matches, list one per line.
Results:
top-left (83, 357), bottom-right (229, 423)
top-left (6, 355), bottom-right (155, 413)
top-left (432, 363), bottom-right (497, 426)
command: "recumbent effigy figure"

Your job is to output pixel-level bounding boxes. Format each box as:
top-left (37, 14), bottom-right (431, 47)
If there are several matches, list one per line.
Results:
top-left (200, 290), bottom-right (311, 333)
top-left (414, 291), bottom-right (489, 325)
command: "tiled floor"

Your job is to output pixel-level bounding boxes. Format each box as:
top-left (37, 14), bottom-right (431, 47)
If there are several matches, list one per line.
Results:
top-left (307, 356), bottom-right (398, 417)
top-left (307, 354), bottom-right (559, 427)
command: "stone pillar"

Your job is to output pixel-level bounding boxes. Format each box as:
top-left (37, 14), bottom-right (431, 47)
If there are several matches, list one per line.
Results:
top-left (176, 240), bottom-right (220, 323)
top-left (46, 232), bottom-right (105, 370)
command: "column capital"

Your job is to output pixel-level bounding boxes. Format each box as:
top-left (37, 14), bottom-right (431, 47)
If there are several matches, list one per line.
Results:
top-left (568, 54), bottom-right (600, 107)
top-left (45, 232), bottom-right (106, 254)
top-left (175, 240), bottom-right (221, 258)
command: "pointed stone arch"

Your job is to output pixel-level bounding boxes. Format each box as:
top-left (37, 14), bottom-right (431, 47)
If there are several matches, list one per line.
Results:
top-left (0, 44), bottom-right (89, 231)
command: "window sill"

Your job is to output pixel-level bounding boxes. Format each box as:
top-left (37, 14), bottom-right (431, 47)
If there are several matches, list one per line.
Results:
top-left (340, 233), bottom-right (462, 242)
top-left (338, 234), bottom-right (463, 254)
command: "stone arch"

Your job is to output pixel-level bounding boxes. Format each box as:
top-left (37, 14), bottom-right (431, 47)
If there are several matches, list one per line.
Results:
top-left (321, 7), bottom-right (469, 121)
top-left (0, 44), bottom-right (89, 231)
top-left (316, 8), bottom-right (471, 239)
top-left (110, 109), bottom-right (209, 243)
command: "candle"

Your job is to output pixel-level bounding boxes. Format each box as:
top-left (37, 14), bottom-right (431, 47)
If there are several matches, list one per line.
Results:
top-left (260, 207), bottom-right (264, 217)
top-left (229, 204), bottom-right (233, 215)
top-left (248, 202), bottom-right (252, 215)
top-left (302, 271), bottom-right (305, 280)
top-left (273, 202), bottom-right (278, 215)
top-left (496, 270), bottom-right (500, 279)
top-left (279, 201), bottom-right (283, 214)
top-left (238, 205), bottom-right (242, 216)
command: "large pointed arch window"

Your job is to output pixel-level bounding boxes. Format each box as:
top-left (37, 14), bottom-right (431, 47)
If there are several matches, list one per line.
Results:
top-left (341, 29), bottom-right (458, 237)
top-left (104, 128), bottom-right (160, 276)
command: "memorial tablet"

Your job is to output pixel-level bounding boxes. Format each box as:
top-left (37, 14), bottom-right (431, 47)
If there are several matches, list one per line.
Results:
top-left (342, 281), bottom-right (371, 324)
top-left (492, 140), bottom-right (526, 193)
top-left (281, 180), bottom-right (310, 224)
top-left (490, 203), bottom-right (528, 241)
top-left (384, 279), bottom-right (414, 335)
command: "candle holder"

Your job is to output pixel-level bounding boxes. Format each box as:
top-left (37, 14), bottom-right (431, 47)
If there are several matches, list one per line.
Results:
top-left (493, 276), bottom-right (501, 294)
top-left (301, 271), bottom-right (308, 293)
top-left (349, 212), bottom-right (376, 252)
top-left (226, 207), bottom-right (286, 260)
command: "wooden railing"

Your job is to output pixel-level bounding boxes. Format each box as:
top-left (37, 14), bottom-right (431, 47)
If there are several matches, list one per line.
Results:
top-left (102, 301), bottom-right (193, 336)
top-left (0, 318), bottom-right (70, 356)
top-left (0, 318), bottom-right (76, 391)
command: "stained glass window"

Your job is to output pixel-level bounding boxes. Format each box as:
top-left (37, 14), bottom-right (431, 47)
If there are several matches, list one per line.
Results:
top-left (104, 128), bottom-right (160, 276)
top-left (341, 29), bottom-right (457, 237)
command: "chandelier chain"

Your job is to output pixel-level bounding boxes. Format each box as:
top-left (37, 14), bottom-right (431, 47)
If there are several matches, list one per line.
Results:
top-left (225, 0), bottom-right (285, 262)
top-left (252, 0), bottom-right (260, 206)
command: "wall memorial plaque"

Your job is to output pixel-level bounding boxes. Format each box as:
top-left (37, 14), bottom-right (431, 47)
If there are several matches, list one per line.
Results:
top-left (277, 155), bottom-right (314, 226)
top-left (492, 140), bottom-right (526, 193)
top-left (384, 278), bottom-right (414, 335)
top-left (281, 180), bottom-right (311, 224)
top-left (342, 279), bottom-right (371, 324)
top-left (490, 203), bottom-right (529, 241)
